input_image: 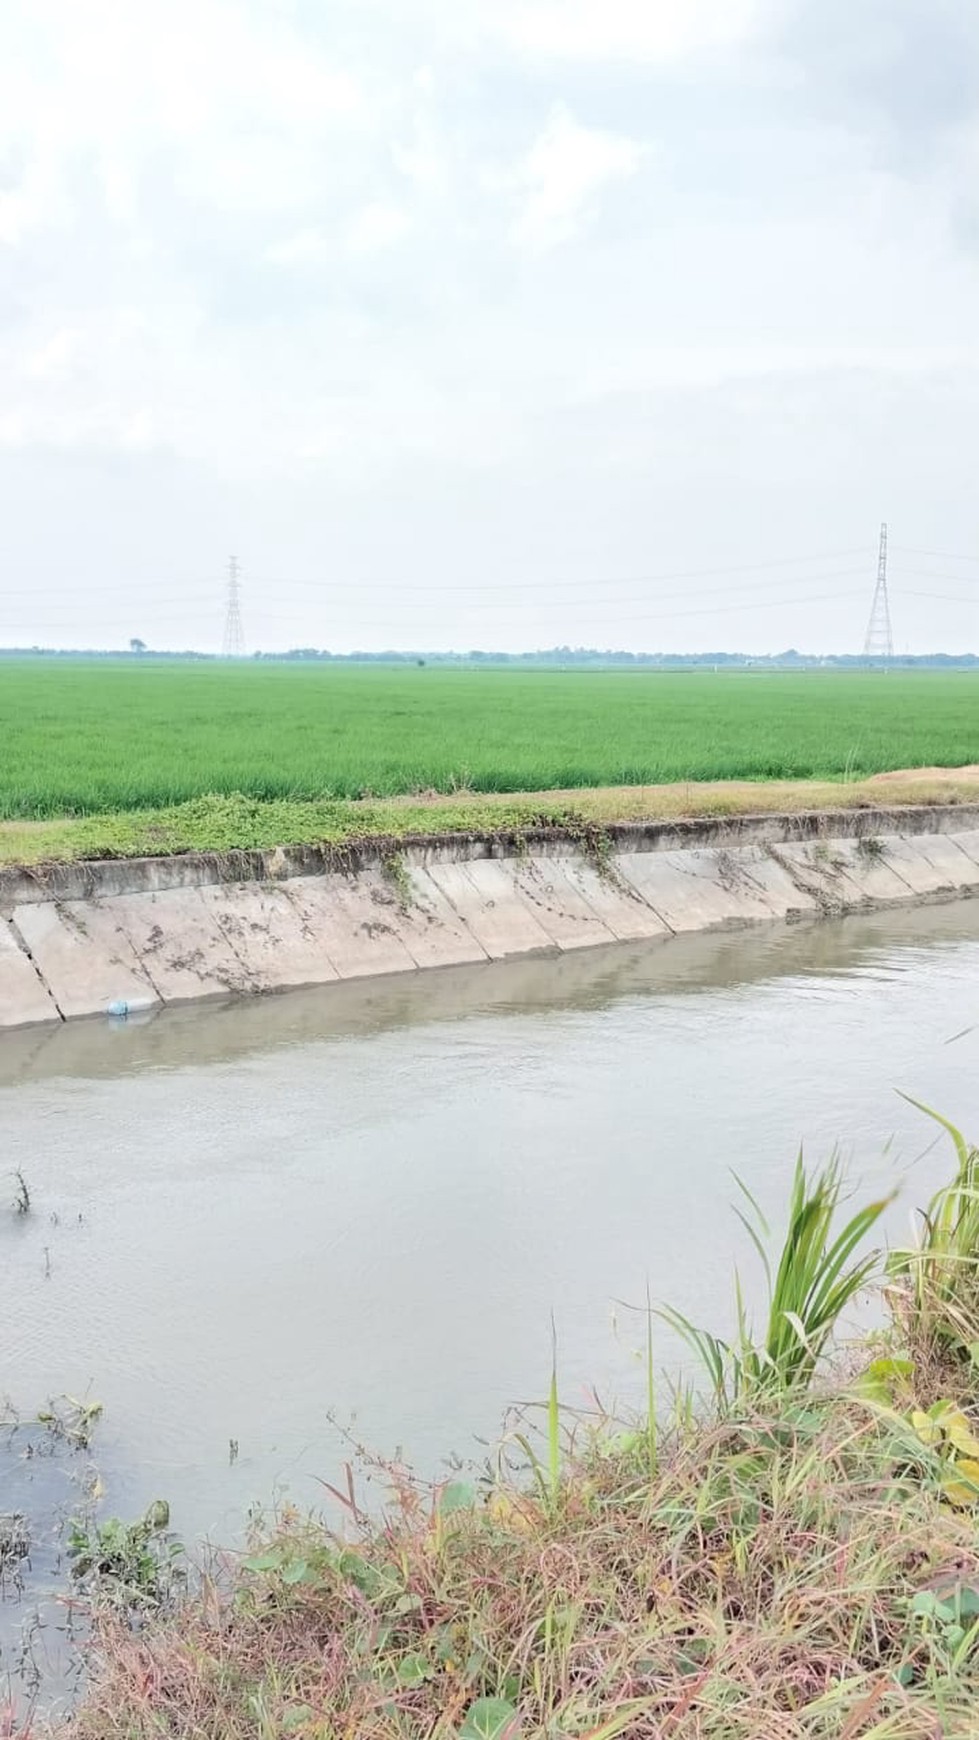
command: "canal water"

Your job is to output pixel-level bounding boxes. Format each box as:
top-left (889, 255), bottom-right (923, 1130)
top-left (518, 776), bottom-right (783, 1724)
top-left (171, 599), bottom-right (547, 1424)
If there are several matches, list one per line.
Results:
top-left (2, 904), bottom-right (978, 1583)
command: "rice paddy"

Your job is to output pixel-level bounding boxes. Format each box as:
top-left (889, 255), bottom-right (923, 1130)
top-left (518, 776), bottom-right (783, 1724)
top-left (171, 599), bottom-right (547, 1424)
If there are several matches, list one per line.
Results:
top-left (2, 660), bottom-right (977, 820)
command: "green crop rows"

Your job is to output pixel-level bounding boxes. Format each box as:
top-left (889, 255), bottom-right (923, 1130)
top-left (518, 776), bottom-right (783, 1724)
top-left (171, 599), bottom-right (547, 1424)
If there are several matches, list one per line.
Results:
top-left (2, 660), bottom-right (976, 820)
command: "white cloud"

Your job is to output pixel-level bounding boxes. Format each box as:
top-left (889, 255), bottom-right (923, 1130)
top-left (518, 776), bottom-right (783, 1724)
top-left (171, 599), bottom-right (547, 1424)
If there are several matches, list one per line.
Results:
top-left (392, 122), bottom-right (449, 195)
top-left (0, 185), bottom-right (34, 248)
top-left (0, 412), bottom-right (26, 446)
top-left (510, 106), bottom-right (644, 252)
top-left (22, 328), bottom-right (77, 380)
top-left (574, 344), bottom-right (979, 395)
top-left (0, 0), bottom-right (367, 240)
top-left (0, 401), bottom-right (156, 451)
top-left (347, 202), bottom-right (412, 254)
top-left (266, 205), bottom-right (411, 269)
top-left (492, 0), bottom-right (763, 63)
top-left (265, 229), bottom-right (332, 268)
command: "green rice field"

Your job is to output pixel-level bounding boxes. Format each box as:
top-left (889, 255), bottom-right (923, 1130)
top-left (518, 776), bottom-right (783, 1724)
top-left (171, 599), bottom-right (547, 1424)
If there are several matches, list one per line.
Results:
top-left (2, 659), bottom-right (977, 820)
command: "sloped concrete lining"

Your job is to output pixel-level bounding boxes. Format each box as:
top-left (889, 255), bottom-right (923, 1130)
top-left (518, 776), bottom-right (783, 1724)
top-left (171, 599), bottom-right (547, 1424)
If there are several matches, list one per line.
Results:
top-left (2, 814), bottom-right (979, 1031)
top-left (810, 839), bottom-right (920, 905)
top-left (107, 888), bottom-right (255, 1003)
top-left (282, 872), bottom-right (417, 979)
top-left (876, 835), bottom-right (979, 897)
top-left (871, 836), bottom-right (970, 897)
top-left (947, 829), bottom-right (979, 870)
top-left (426, 861), bottom-right (556, 959)
top-left (10, 900), bottom-right (160, 1020)
top-left (912, 833), bottom-right (979, 889)
top-left (554, 856), bottom-right (672, 942)
top-left (0, 918), bottom-right (60, 1028)
top-left (717, 846), bottom-right (819, 919)
top-left (769, 842), bottom-right (870, 912)
top-left (508, 857), bottom-right (619, 951)
top-left (396, 868), bottom-right (490, 969)
top-left (616, 848), bottom-right (782, 933)
top-left (198, 883), bottom-right (340, 991)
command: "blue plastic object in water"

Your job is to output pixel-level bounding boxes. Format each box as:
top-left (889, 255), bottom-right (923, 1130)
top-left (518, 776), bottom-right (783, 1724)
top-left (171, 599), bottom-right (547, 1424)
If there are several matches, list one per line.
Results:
top-left (106, 1000), bottom-right (130, 1019)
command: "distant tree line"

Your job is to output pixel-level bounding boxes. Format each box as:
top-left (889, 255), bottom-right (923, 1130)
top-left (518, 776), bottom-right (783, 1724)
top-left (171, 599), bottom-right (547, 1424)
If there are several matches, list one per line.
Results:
top-left (263, 647), bottom-right (979, 670)
top-left (1, 646), bottom-right (977, 669)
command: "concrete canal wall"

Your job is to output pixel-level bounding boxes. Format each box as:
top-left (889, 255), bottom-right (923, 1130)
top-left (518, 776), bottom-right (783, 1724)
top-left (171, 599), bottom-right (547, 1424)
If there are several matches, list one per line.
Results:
top-left (2, 806), bottom-right (979, 1030)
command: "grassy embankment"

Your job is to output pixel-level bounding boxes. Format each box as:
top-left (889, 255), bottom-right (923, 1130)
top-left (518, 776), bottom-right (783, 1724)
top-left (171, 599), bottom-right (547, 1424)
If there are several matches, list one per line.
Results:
top-left (1, 663), bottom-right (978, 865)
top-left (60, 1115), bottom-right (979, 1739)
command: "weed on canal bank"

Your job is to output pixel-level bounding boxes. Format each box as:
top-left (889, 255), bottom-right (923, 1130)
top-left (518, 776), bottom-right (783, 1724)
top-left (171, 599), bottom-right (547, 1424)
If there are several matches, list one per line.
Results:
top-left (48, 1118), bottom-right (979, 1738)
top-left (3, 773), bottom-right (979, 871)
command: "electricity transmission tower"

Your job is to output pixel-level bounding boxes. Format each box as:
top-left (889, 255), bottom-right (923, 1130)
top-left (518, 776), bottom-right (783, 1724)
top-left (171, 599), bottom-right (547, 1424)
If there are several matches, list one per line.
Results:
top-left (862, 522), bottom-right (893, 661)
top-left (222, 555), bottom-right (245, 657)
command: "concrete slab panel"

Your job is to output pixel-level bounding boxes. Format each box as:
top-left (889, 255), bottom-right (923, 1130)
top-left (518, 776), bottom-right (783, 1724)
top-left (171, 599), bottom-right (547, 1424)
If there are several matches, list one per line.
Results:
top-left (396, 868), bottom-right (489, 968)
top-left (875, 837), bottom-right (963, 897)
top-left (508, 857), bottom-right (618, 950)
top-left (283, 873), bottom-right (417, 979)
top-left (199, 884), bottom-right (340, 991)
top-left (722, 847), bottom-right (819, 918)
top-left (0, 918), bottom-right (61, 1027)
top-left (10, 900), bottom-right (159, 1020)
top-left (617, 849), bottom-right (781, 932)
top-left (556, 856), bottom-right (672, 941)
top-left (426, 861), bottom-right (556, 959)
top-left (107, 888), bottom-right (255, 1003)
top-left (908, 833), bottom-right (979, 890)
top-left (812, 838), bottom-right (918, 904)
top-left (769, 842), bottom-right (866, 912)
top-left (944, 831), bottom-right (979, 877)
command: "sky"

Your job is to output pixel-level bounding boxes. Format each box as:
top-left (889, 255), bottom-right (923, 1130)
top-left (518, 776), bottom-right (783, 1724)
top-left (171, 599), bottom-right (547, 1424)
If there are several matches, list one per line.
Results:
top-left (1, 0), bottom-right (978, 656)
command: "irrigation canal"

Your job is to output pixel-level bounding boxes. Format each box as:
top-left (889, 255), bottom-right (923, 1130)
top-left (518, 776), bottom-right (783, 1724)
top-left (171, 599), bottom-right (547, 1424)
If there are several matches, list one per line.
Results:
top-left (2, 901), bottom-right (978, 1703)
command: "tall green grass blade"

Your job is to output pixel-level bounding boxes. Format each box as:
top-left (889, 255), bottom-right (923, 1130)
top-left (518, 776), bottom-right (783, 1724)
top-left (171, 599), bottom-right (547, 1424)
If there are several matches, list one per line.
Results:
top-left (655, 1303), bottom-right (730, 1407)
top-left (547, 1318), bottom-right (561, 1508)
top-left (898, 1094), bottom-right (971, 1171)
top-left (662, 1153), bottom-right (887, 1404)
top-left (732, 1172), bottom-right (774, 1289)
top-left (889, 1101), bottom-right (979, 1363)
top-left (644, 1282), bottom-right (658, 1480)
top-left (512, 1433), bottom-right (550, 1508)
top-left (512, 1323), bottom-right (562, 1512)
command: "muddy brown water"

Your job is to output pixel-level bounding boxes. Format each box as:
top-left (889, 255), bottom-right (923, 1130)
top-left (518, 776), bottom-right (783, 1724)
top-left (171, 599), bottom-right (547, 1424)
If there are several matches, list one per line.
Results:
top-left (1, 905), bottom-right (978, 1617)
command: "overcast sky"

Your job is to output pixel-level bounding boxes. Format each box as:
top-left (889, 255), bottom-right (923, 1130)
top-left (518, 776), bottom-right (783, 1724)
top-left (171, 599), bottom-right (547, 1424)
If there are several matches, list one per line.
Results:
top-left (1, 0), bottom-right (977, 655)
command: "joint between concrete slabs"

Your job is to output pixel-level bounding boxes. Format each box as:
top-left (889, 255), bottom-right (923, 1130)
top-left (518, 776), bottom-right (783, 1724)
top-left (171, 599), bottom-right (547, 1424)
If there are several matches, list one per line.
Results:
top-left (8, 917), bottom-right (66, 1022)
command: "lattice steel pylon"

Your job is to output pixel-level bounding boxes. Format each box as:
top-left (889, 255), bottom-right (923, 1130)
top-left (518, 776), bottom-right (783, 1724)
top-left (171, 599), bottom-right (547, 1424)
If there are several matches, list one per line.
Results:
top-left (862, 522), bottom-right (893, 661)
top-left (222, 555), bottom-right (245, 657)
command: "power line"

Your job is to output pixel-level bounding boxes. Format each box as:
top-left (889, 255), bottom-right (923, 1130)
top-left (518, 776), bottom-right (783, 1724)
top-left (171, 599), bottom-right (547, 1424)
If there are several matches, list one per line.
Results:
top-left (0, 549), bottom-right (872, 603)
top-left (235, 569), bottom-right (868, 613)
top-left (242, 551), bottom-right (871, 596)
top-left (0, 570), bottom-right (871, 617)
top-left (891, 546), bottom-right (979, 563)
top-left (890, 581), bottom-right (979, 595)
top-left (221, 555), bottom-right (245, 657)
top-left (496, 589), bottom-right (860, 626)
top-left (7, 542), bottom-right (975, 649)
top-left (893, 590), bottom-right (979, 605)
top-left (11, 588), bottom-right (863, 634)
